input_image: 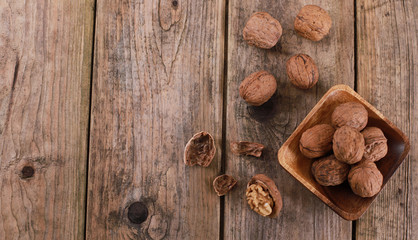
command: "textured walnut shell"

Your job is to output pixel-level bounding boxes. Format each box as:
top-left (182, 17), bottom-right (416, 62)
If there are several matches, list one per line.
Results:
top-left (184, 131), bottom-right (216, 167)
top-left (299, 124), bottom-right (335, 158)
top-left (286, 54), bottom-right (319, 89)
top-left (331, 102), bottom-right (368, 131)
top-left (294, 5), bottom-right (332, 41)
top-left (213, 174), bottom-right (237, 196)
top-left (361, 127), bottom-right (388, 162)
top-left (311, 155), bottom-right (350, 186)
top-left (243, 12), bottom-right (282, 49)
top-left (247, 174), bottom-right (282, 218)
top-left (333, 126), bottom-right (365, 164)
top-left (348, 161), bottom-right (383, 197)
top-left (239, 70), bottom-right (277, 106)
top-left (230, 141), bottom-right (264, 157)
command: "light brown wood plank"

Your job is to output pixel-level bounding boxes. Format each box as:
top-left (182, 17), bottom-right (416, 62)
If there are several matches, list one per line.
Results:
top-left (86, 0), bottom-right (225, 238)
top-left (224, 1), bottom-right (354, 239)
top-left (0, 0), bottom-right (94, 239)
top-left (356, 0), bottom-right (417, 239)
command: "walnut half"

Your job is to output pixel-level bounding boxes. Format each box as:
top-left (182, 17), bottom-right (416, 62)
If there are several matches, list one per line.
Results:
top-left (230, 141), bottom-right (264, 157)
top-left (246, 174), bottom-right (282, 218)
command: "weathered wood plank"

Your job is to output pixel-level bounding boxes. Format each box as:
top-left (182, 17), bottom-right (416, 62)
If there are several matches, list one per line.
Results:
top-left (224, 1), bottom-right (354, 239)
top-left (86, 0), bottom-right (225, 238)
top-left (356, 0), bottom-right (417, 239)
top-left (0, 0), bottom-right (94, 239)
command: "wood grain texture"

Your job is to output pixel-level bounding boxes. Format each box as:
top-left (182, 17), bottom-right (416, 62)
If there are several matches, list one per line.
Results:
top-left (86, 0), bottom-right (225, 239)
top-left (356, 0), bottom-right (417, 239)
top-left (224, 0), bottom-right (354, 239)
top-left (0, 0), bottom-right (94, 239)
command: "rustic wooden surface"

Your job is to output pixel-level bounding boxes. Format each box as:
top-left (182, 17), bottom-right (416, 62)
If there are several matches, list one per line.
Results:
top-left (0, 0), bottom-right (416, 239)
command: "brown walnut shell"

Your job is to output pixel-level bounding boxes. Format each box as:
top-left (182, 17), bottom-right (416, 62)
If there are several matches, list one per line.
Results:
top-left (239, 70), bottom-right (277, 106)
top-left (243, 12), bottom-right (282, 49)
top-left (246, 174), bottom-right (282, 218)
top-left (348, 161), bottom-right (383, 198)
top-left (230, 141), bottom-right (264, 157)
top-left (333, 126), bottom-right (365, 164)
top-left (184, 131), bottom-right (216, 167)
top-left (331, 102), bottom-right (368, 131)
top-left (361, 127), bottom-right (388, 162)
top-left (299, 124), bottom-right (335, 158)
top-left (311, 155), bottom-right (350, 186)
top-left (294, 5), bottom-right (332, 41)
top-left (286, 54), bottom-right (319, 89)
top-left (213, 174), bottom-right (237, 196)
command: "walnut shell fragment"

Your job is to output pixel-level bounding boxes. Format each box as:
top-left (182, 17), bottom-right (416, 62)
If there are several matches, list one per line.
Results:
top-left (333, 126), bottom-right (365, 164)
top-left (361, 127), bottom-right (388, 162)
top-left (213, 174), bottom-right (237, 196)
top-left (311, 155), bottom-right (350, 186)
top-left (331, 102), bottom-right (368, 131)
top-left (294, 5), bottom-right (332, 41)
top-left (286, 54), bottom-right (319, 89)
top-left (348, 161), bottom-right (383, 198)
top-left (243, 12), bottom-right (283, 49)
top-left (230, 141), bottom-right (264, 157)
top-left (184, 131), bottom-right (216, 167)
top-left (246, 174), bottom-right (282, 218)
top-left (299, 124), bottom-right (335, 158)
top-left (239, 70), bottom-right (277, 106)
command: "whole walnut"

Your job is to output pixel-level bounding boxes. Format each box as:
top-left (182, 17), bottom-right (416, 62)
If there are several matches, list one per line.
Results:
top-left (239, 70), bottom-right (277, 106)
top-left (184, 131), bottom-right (216, 167)
top-left (333, 126), bottom-right (365, 164)
top-left (299, 124), bottom-right (335, 158)
top-left (246, 174), bottom-right (282, 218)
top-left (348, 161), bottom-right (383, 197)
top-left (311, 155), bottom-right (350, 186)
top-left (294, 5), bottom-right (332, 41)
top-left (331, 102), bottom-right (368, 131)
top-left (361, 127), bottom-right (388, 162)
top-left (286, 54), bottom-right (319, 89)
top-left (243, 12), bottom-right (282, 49)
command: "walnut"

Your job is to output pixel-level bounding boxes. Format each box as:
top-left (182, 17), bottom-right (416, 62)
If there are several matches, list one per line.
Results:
top-left (213, 174), bottom-right (237, 196)
top-left (361, 127), bottom-right (388, 162)
top-left (243, 12), bottom-right (282, 49)
top-left (294, 5), bottom-right (332, 41)
top-left (246, 174), bottom-right (282, 218)
top-left (333, 126), bottom-right (365, 164)
top-left (331, 102), bottom-right (368, 131)
top-left (286, 54), bottom-right (319, 89)
top-left (239, 70), bottom-right (277, 106)
top-left (184, 131), bottom-right (216, 167)
top-left (348, 161), bottom-right (383, 197)
top-left (311, 155), bottom-right (350, 186)
top-left (230, 141), bottom-right (264, 157)
top-left (299, 124), bottom-right (335, 158)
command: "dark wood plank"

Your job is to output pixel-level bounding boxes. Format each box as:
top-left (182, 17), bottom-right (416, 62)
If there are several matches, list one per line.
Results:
top-left (86, 0), bottom-right (225, 238)
top-left (356, 0), bottom-right (417, 239)
top-left (0, 0), bottom-right (94, 239)
top-left (224, 1), bottom-right (354, 239)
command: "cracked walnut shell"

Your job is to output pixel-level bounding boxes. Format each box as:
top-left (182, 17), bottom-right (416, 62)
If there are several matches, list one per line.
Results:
top-left (348, 161), bottom-right (383, 198)
top-left (213, 174), bottom-right (237, 196)
top-left (311, 155), bottom-right (350, 186)
top-left (299, 124), bottom-right (335, 158)
top-left (331, 102), bottom-right (368, 131)
top-left (294, 5), bottom-right (332, 41)
top-left (286, 54), bottom-right (319, 89)
top-left (333, 126), bottom-right (365, 164)
top-left (184, 131), bottom-right (216, 167)
top-left (239, 70), bottom-right (277, 106)
top-left (230, 141), bottom-right (264, 157)
top-left (361, 127), bottom-right (388, 162)
top-left (246, 174), bottom-right (282, 218)
top-left (243, 12), bottom-right (282, 49)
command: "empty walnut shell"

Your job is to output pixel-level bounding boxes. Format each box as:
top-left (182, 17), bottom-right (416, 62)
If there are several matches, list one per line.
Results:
top-left (286, 54), bottom-right (319, 89)
top-left (348, 161), bottom-right (383, 198)
top-left (213, 174), bottom-right (237, 196)
top-left (239, 70), bottom-right (277, 106)
top-left (333, 126), bottom-right (365, 164)
top-left (184, 131), bottom-right (216, 167)
top-left (331, 102), bottom-right (368, 131)
top-left (294, 5), bottom-right (332, 41)
top-left (299, 124), bottom-right (335, 158)
top-left (311, 155), bottom-right (350, 186)
top-left (361, 127), bottom-right (388, 162)
top-left (246, 174), bottom-right (282, 218)
top-left (243, 12), bottom-right (282, 49)
top-left (230, 141), bottom-right (264, 157)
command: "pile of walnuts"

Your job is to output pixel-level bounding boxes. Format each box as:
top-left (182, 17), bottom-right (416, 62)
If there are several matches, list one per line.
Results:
top-left (300, 102), bottom-right (388, 198)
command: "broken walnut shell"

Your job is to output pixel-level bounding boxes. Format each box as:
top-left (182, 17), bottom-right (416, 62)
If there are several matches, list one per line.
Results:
top-left (294, 5), bottom-right (332, 41)
top-left (348, 161), bottom-right (383, 198)
top-left (361, 127), bottom-right (388, 162)
top-left (333, 126), bottom-right (365, 164)
top-left (243, 12), bottom-right (283, 49)
top-left (286, 54), bottom-right (319, 89)
top-left (299, 124), bottom-right (335, 158)
top-left (239, 70), bottom-right (277, 106)
top-left (213, 174), bottom-right (237, 196)
top-left (311, 155), bottom-right (350, 186)
top-left (246, 174), bottom-right (282, 218)
top-left (230, 141), bottom-right (264, 157)
top-left (331, 102), bottom-right (368, 131)
top-left (184, 131), bottom-right (216, 167)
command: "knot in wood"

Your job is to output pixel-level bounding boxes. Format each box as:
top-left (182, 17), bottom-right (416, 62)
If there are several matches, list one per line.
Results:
top-left (127, 202), bottom-right (148, 224)
top-left (21, 166), bottom-right (35, 179)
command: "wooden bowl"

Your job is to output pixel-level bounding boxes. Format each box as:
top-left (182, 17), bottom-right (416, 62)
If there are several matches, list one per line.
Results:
top-left (277, 84), bottom-right (410, 221)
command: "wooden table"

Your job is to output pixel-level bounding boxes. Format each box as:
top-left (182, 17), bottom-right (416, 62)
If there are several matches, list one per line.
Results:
top-left (0, 0), bottom-right (416, 239)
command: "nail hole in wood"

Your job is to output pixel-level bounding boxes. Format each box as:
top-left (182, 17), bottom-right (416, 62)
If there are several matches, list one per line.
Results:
top-left (127, 202), bottom-right (148, 224)
top-left (172, 0), bottom-right (178, 7)
top-left (21, 166), bottom-right (35, 179)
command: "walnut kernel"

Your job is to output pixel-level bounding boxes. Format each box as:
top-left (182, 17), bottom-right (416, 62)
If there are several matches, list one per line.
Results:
top-left (246, 174), bottom-right (282, 218)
